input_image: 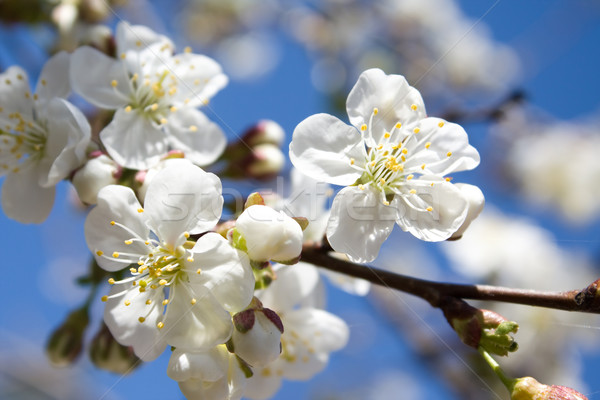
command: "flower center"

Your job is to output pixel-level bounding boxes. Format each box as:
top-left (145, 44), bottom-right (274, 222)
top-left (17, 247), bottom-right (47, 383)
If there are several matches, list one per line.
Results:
top-left (0, 112), bottom-right (47, 174)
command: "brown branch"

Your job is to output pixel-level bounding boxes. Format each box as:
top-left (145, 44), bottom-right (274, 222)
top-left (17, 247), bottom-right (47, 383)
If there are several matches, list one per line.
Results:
top-left (301, 247), bottom-right (600, 314)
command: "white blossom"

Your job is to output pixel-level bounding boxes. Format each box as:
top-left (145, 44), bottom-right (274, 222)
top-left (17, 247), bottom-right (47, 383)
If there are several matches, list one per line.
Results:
top-left (71, 153), bottom-right (119, 205)
top-left (85, 160), bottom-right (254, 360)
top-left (290, 68), bottom-right (480, 262)
top-left (231, 304), bottom-right (283, 367)
top-left (0, 52), bottom-right (90, 223)
top-left (71, 21), bottom-right (228, 169)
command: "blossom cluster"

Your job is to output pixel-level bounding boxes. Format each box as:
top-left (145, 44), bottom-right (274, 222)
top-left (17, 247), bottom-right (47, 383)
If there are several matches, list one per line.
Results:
top-left (0, 19), bottom-right (485, 400)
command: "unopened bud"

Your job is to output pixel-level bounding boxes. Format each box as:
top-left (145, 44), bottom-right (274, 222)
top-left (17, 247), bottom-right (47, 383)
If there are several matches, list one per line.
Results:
top-left (230, 298), bottom-right (283, 366)
top-left (245, 192), bottom-right (266, 209)
top-left (247, 144), bottom-right (285, 180)
top-left (234, 205), bottom-right (303, 264)
top-left (51, 2), bottom-right (78, 33)
top-left (79, 0), bottom-right (110, 23)
top-left (72, 154), bottom-right (120, 205)
top-left (89, 323), bottom-right (140, 374)
top-left (242, 120), bottom-right (285, 147)
top-left (80, 24), bottom-right (113, 55)
top-left (46, 308), bottom-right (89, 367)
top-left (449, 183), bottom-right (485, 240)
top-left (511, 377), bottom-right (588, 400)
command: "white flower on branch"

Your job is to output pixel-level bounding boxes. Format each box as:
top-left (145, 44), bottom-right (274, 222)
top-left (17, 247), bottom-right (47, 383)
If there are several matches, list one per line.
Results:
top-left (290, 68), bottom-right (480, 262)
top-left (0, 51), bottom-right (90, 223)
top-left (84, 160), bottom-right (254, 360)
top-left (71, 21), bottom-right (228, 169)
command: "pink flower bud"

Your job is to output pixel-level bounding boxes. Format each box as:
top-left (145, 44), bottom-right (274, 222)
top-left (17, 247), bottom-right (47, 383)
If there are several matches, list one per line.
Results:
top-left (511, 377), bottom-right (588, 400)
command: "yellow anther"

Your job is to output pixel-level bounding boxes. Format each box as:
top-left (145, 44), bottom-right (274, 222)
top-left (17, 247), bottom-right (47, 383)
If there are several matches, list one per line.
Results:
top-left (5, 79), bottom-right (11, 85)
top-left (379, 178), bottom-right (386, 185)
top-left (151, 284), bottom-right (157, 289)
top-left (124, 239), bottom-right (133, 245)
top-left (350, 158), bottom-right (355, 165)
top-left (438, 121), bottom-right (445, 128)
top-left (41, 79), bottom-right (47, 86)
top-left (410, 189), bottom-right (416, 194)
top-left (358, 184), bottom-right (365, 190)
top-left (125, 106), bottom-right (132, 112)
top-left (183, 232), bottom-right (190, 238)
top-left (395, 123), bottom-right (402, 129)
top-left (96, 250), bottom-right (104, 256)
top-left (138, 317), bottom-right (145, 323)
top-left (377, 144), bottom-right (383, 150)
top-left (401, 155), bottom-right (406, 162)
top-left (193, 79), bottom-right (200, 85)
top-left (410, 104), bottom-right (417, 111)
top-left (201, 99), bottom-right (209, 105)
top-left (407, 174), bottom-right (414, 180)
top-left (190, 298), bottom-right (197, 305)
top-left (24, 92), bottom-right (30, 99)
top-left (124, 300), bottom-right (131, 306)
top-left (189, 65), bottom-right (195, 70)
top-left (159, 279), bottom-right (167, 286)
top-left (145, 241), bottom-right (150, 245)
top-left (421, 164), bottom-right (426, 170)
top-left (413, 128), bottom-right (420, 134)
top-left (426, 206), bottom-right (433, 212)
top-left (135, 40), bottom-right (142, 47)
top-left (138, 261), bottom-right (144, 266)
top-left (17, 74), bottom-right (23, 80)
top-left (112, 252), bottom-right (120, 258)
top-left (162, 299), bottom-right (169, 305)
top-left (33, 94), bottom-right (38, 100)
top-left (360, 124), bottom-right (367, 131)
top-left (445, 177), bottom-right (452, 182)
top-left (131, 73), bottom-right (138, 81)
top-left (111, 80), bottom-right (118, 87)
top-left (188, 125), bottom-right (198, 132)
top-left (110, 221), bottom-right (116, 226)
top-left (196, 268), bottom-right (202, 274)
top-left (101, 295), bottom-right (108, 302)
top-left (383, 200), bottom-right (390, 206)
top-left (130, 267), bottom-right (137, 273)
top-left (150, 103), bottom-right (158, 111)
top-left (402, 148), bottom-right (408, 154)
top-left (108, 278), bottom-right (116, 284)
top-left (139, 280), bottom-right (147, 288)
top-left (160, 118), bottom-right (167, 125)
top-left (184, 46), bottom-right (192, 53)
top-left (120, 53), bottom-right (126, 59)
top-left (370, 161), bottom-right (376, 167)
top-left (430, 182), bottom-right (434, 187)
top-left (384, 132), bottom-right (391, 139)
top-left (146, 299), bottom-right (152, 305)
top-left (137, 208), bottom-right (144, 213)
top-left (157, 322), bottom-right (164, 329)
top-left (170, 106), bottom-right (177, 112)
top-left (169, 87), bottom-right (177, 95)
top-left (425, 142), bottom-right (431, 149)
top-left (373, 107), bottom-right (379, 115)
top-left (447, 151), bottom-right (452, 157)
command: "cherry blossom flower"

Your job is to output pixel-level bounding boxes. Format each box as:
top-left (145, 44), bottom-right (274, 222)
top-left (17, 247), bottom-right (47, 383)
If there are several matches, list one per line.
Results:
top-left (290, 68), bottom-right (480, 262)
top-left (0, 52), bottom-right (90, 223)
top-left (85, 161), bottom-right (254, 360)
top-left (244, 263), bottom-right (349, 399)
top-left (71, 21), bottom-right (228, 169)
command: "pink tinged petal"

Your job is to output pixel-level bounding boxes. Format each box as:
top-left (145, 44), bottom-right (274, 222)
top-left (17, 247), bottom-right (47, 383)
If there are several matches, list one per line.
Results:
top-left (70, 46), bottom-right (131, 109)
top-left (403, 118), bottom-right (480, 176)
top-left (163, 283), bottom-right (233, 349)
top-left (346, 68), bottom-right (426, 143)
top-left (0, 66), bottom-right (34, 119)
top-left (41, 98), bottom-right (91, 187)
top-left (115, 21), bottom-right (174, 55)
top-left (166, 108), bottom-right (226, 166)
top-left (188, 233), bottom-right (254, 312)
top-left (395, 177), bottom-right (469, 241)
top-left (84, 185), bottom-right (150, 272)
top-left (258, 263), bottom-right (322, 312)
top-left (144, 161), bottom-right (223, 244)
top-left (290, 113), bottom-right (365, 186)
top-left (326, 186), bottom-right (397, 263)
top-left (35, 51), bottom-right (70, 103)
top-left (1, 168), bottom-right (54, 223)
top-left (103, 282), bottom-right (167, 362)
top-left (167, 53), bottom-right (228, 107)
top-left (167, 347), bottom-right (228, 382)
top-left (100, 107), bottom-right (166, 170)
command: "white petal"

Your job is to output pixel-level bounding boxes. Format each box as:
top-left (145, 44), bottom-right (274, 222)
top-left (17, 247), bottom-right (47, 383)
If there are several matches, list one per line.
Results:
top-left (403, 118), bottom-right (480, 176)
top-left (103, 282), bottom-right (166, 361)
top-left (70, 46), bottom-right (131, 109)
top-left (290, 113), bottom-right (365, 186)
top-left (1, 169), bottom-right (54, 224)
top-left (167, 53), bottom-right (228, 107)
top-left (244, 370), bottom-right (282, 400)
top-left (258, 263), bottom-right (321, 312)
top-left (166, 108), bottom-right (226, 166)
top-left (144, 161), bottom-right (223, 245)
top-left (42, 98), bottom-right (91, 186)
top-left (163, 283), bottom-right (233, 349)
top-left (167, 347), bottom-right (228, 382)
top-left (346, 68), bottom-right (426, 143)
top-left (188, 233), bottom-right (254, 312)
top-left (449, 183), bottom-right (485, 240)
top-left (100, 107), bottom-right (167, 170)
top-left (85, 185), bottom-right (150, 271)
top-left (0, 66), bottom-right (34, 119)
top-left (35, 51), bottom-right (70, 103)
top-left (326, 186), bottom-right (397, 263)
top-left (396, 177), bottom-right (469, 241)
top-left (116, 21), bottom-right (174, 55)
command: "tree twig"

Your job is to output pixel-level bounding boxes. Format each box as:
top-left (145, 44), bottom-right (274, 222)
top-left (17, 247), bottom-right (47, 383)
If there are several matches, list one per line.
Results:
top-left (300, 247), bottom-right (600, 314)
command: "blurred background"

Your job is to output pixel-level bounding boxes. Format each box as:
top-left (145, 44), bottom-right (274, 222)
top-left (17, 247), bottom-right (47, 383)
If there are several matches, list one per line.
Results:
top-left (1, 0), bottom-right (600, 399)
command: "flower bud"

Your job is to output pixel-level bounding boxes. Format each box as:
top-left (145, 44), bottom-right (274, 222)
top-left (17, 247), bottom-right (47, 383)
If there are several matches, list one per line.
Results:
top-left (246, 144), bottom-right (285, 180)
top-left (511, 377), bottom-right (588, 400)
top-left (89, 323), bottom-right (140, 374)
top-left (46, 308), bottom-right (89, 367)
top-left (230, 298), bottom-right (284, 366)
top-left (72, 153), bottom-right (120, 205)
top-left (80, 24), bottom-right (113, 54)
top-left (234, 205), bottom-right (303, 264)
top-left (79, 0), bottom-right (111, 23)
top-left (449, 183), bottom-right (485, 240)
top-left (242, 120), bottom-right (285, 147)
